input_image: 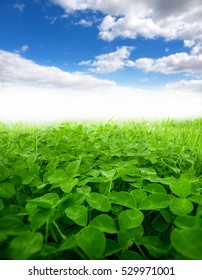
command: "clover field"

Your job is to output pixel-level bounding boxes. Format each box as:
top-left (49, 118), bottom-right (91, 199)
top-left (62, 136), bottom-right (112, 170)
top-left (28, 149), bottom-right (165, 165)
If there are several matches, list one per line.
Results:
top-left (0, 119), bottom-right (202, 260)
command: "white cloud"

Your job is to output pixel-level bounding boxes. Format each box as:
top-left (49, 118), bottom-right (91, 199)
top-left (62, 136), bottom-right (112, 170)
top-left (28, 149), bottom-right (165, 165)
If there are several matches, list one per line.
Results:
top-left (51, 0), bottom-right (151, 16)
top-left (184, 40), bottom-right (195, 48)
top-left (191, 42), bottom-right (202, 55)
top-left (134, 52), bottom-right (202, 77)
top-left (80, 46), bottom-right (134, 73)
top-left (45, 15), bottom-right (57, 25)
top-left (0, 50), bottom-right (115, 90)
top-left (13, 3), bottom-right (25, 12)
top-left (166, 79), bottom-right (202, 92)
top-left (51, 0), bottom-right (89, 11)
top-left (140, 78), bottom-right (150, 83)
top-left (99, 14), bottom-right (161, 41)
top-left (79, 60), bottom-right (92, 66)
top-left (51, 0), bottom-right (202, 84)
top-left (74, 19), bottom-right (93, 27)
top-left (20, 44), bottom-right (29, 52)
top-left (79, 46), bottom-right (202, 78)
top-left (14, 44), bottom-right (29, 54)
top-left (51, 0), bottom-right (202, 91)
top-left (51, 0), bottom-right (202, 44)
top-left (0, 49), bottom-right (201, 123)
top-left (61, 14), bottom-right (68, 19)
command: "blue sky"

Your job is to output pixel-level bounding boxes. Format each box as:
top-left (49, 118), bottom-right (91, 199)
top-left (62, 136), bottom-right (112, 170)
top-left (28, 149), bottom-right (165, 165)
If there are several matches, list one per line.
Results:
top-left (0, 0), bottom-right (202, 122)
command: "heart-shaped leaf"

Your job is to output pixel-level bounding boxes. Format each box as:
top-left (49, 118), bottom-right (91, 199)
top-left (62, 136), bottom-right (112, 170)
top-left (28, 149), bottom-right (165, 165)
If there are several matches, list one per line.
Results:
top-left (170, 198), bottom-right (193, 216)
top-left (0, 182), bottom-right (15, 198)
top-left (77, 227), bottom-right (106, 259)
top-left (171, 227), bottom-right (202, 259)
top-left (170, 178), bottom-right (191, 198)
top-left (9, 232), bottom-right (44, 260)
top-left (65, 205), bottom-right (88, 226)
top-left (118, 209), bottom-right (144, 230)
top-left (65, 160), bottom-right (81, 178)
top-left (89, 214), bottom-right (117, 234)
top-left (87, 193), bottom-right (111, 212)
top-left (110, 191), bottom-right (137, 208)
top-left (0, 165), bottom-right (10, 182)
top-left (139, 194), bottom-right (171, 210)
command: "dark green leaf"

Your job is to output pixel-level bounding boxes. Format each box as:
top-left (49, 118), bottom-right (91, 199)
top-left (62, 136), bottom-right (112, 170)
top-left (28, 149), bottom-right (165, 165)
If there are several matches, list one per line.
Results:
top-left (170, 198), bottom-right (193, 216)
top-left (65, 160), bottom-right (81, 178)
top-left (139, 236), bottom-right (170, 258)
top-left (139, 194), bottom-right (171, 210)
top-left (171, 227), bottom-right (202, 259)
top-left (118, 227), bottom-right (144, 249)
top-left (77, 227), bottom-right (106, 259)
top-left (0, 233), bottom-right (7, 244)
top-left (104, 239), bottom-right (120, 257)
top-left (101, 169), bottom-right (116, 180)
top-left (59, 234), bottom-right (77, 251)
top-left (110, 191), bottom-right (137, 208)
top-left (0, 199), bottom-right (4, 211)
top-left (0, 165), bottom-right (10, 182)
top-left (188, 195), bottom-right (202, 205)
top-left (29, 193), bottom-right (59, 209)
top-left (0, 216), bottom-right (28, 236)
top-left (65, 205), bottom-right (88, 226)
top-left (60, 178), bottom-right (78, 193)
top-left (170, 178), bottom-right (191, 198)
top-left (118, 209), bottom-right (144, 230)
top-left (65, 193), bottom-right (86, 207)
top-left (140, 167), bottom-right (159, 182)
top-left (144, 183), bottom-right (167, 194)
top-left (41, 147), bottom-right (56, 160)
top-left (29, 209), bottom-right (51, 231)
top-left (120, 250), bottom-right (144, 260)
top-left (87, 193), bottom-right (111, 212)
top-left (174, 215), bottom-right (201, 228)
top-left (89, 214), bottom-right (117, 234)
top-left (9, 232), bottom-right (43, 260)
top-left (152, 215), bottom-right (169, 232)
top-left (0, 182), bottom-right (15, 198)
top-left (77, 185), bottom-right (91, 194)
top-left (131, 190), bottom-right (147, 207)
top-left (48, 169), bottom-right (68, 184)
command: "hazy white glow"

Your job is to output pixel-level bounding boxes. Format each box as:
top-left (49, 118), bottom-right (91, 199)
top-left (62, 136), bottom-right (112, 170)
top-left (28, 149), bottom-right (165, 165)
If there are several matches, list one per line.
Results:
top-left (0, 85), bottom-right (201, 123)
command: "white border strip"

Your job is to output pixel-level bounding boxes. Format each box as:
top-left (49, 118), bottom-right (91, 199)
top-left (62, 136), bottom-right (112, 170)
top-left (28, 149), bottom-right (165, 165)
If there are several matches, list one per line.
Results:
top-left (0, 260), bottom-right (201, 280)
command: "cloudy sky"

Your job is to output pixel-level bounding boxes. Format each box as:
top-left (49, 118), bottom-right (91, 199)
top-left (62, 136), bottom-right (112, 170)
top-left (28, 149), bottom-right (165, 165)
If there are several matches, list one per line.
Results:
top-left (0, 0), bottom-right (202, 122)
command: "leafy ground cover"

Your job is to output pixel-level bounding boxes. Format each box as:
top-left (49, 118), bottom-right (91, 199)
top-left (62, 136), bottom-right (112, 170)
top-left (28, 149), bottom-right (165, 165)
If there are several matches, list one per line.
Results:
top-left (0, 119), bottom-right (201, 260)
